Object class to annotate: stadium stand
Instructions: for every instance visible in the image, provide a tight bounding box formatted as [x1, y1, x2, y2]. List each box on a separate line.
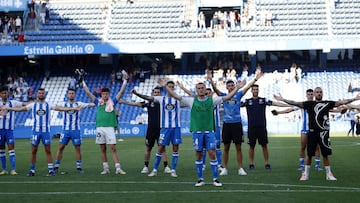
[2, 0, 358, 44]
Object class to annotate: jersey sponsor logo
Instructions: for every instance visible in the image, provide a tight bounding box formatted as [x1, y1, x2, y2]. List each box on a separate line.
[66, 110, 76, 114]
[36, 109, 46, 116]
[165, 103, 175, 110]
[227, 100, 237, 105]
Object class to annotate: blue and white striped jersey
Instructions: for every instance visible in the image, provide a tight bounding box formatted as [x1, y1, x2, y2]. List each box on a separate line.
[154, 96, 181, 128]
[58, 101, 92, 130]
[26, 102, 55, 133]
[0, 100, 23, 130]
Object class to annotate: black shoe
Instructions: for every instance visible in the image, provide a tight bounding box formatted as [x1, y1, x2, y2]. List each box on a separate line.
[249, 164, 255, 170]
[77, 168, 84, 174]
[54, 167, 59, 173]
[46, 171, 55, 177]
[265, 164, 271, 170]
[27, 171, 35, 177]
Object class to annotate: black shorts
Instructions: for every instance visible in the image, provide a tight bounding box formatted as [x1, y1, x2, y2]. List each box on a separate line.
[247, 127, 268, 146]
[145, 126, 160, 148]
[307, 130, 332, 157]
[222, 122, 244, 144]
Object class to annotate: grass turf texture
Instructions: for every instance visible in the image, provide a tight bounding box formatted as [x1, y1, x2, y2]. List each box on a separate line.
[1, 133, 360, 203]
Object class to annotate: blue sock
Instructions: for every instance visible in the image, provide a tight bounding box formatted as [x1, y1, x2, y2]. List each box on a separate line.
[76, 160, 82, 169]
[172, 152, 179, 171]
[299, 158, 305, 166]
[216, 148, 222, 167]
[315, 157, 321, 167]
[210, 159, 219, 180]
[9, 150, 16, 171]
[30, 163, 36, 172]
[0, 149, 7, 171]
[196, 160, 203, 179]
[55, 160, 60, 168]
[48, 163, 54, 172]
[202, 149, 207, 167]
[153, 153, 162, 170]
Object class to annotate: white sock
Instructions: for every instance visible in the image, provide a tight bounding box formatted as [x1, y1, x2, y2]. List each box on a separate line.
[115, 163, 121, 170]
[103, 162, 109, 170]
[325, 166, 331, 174]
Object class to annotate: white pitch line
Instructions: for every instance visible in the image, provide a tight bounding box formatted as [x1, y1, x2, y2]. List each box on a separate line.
[0, 189, 360, 195]
[1, 180, 360, 191]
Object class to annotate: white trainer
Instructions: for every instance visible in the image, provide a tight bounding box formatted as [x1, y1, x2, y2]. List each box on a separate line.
[170, 170, 178, 178]
[219, 168, 228, 176]
[100, 169, 110, 175]
[326, 173, 337, 181]
[115, 168, 126, 175]
[141, 166, 149, 174]
[195, 179, 205, 187]
[164, 166, 171, 173]
[213, 179, 222, 187]
[148, 170, 157, 177]
[299, 172, 309, 181]
[238, 168, 247, 176]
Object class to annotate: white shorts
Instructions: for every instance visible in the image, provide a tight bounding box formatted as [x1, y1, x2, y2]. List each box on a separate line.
[95, 127, 117, 145]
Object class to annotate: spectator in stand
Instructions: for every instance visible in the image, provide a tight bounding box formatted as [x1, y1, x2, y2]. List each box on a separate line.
[116, 69, 122, 83]
[45, 7, 50, 23]
[15, 16, 21, 32]
[28, 0, 35, 11]
[29, 9, 36, 27]
[198, 11, 206, 29]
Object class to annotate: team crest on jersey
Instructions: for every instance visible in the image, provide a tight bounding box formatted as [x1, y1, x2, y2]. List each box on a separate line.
[36, 109, 46, 115]
[67, 110, 75, 114]
[165, 103, 175, 110]
[150, 102, 155, 107]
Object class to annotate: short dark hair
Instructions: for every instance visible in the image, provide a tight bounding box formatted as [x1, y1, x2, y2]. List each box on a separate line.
[68, 88, 76, 92]
[153, 86, 161, 91]
[0, 86, 8, 92]
[252, 84, 259, 88]
[166, 81, 175, 86]
[306, 89, 313, 93]
[102, 87, 110, 93]
[38, 88, 45, 91]
[206, 88, 212, 91]
[226, 80, 234, 85]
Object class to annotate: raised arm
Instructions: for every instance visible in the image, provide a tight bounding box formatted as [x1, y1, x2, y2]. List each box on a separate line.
[222, 80, 244, 101]
[271, 107, 296, 115]
[241, 71, 263, 95]
[206, 73, 222, 96]
[334, 94, 360, 107]
[132, 89, 155, 102]
[119, 99, 143, 108]
[158, 78, 182, 101]
[271, 101, 292, 107]
[82, 80, 96, 102]
[273, 94, 304, 108]
[3, 105, 29, 112]
[177, 81, 194, 97]
[54, 105, 84, 112]
[343, 103, 360, 110]
[115, 72, 129, 102]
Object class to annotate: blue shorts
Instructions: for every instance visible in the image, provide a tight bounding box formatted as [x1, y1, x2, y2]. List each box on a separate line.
[30, 132, 51, 146]
[0, 129, 15, 145]
[158, 127, 182, 146]
[215, 127, 221, 146]
[193, 131, 216, 152]
[60, 130, 81, 146]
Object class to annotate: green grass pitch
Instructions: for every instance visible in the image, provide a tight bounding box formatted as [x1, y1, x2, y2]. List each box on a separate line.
[1, 133, 360, 203]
